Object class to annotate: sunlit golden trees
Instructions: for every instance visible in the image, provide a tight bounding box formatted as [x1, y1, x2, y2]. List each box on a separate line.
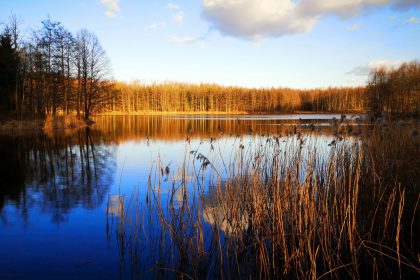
[108, 82, 365, 114]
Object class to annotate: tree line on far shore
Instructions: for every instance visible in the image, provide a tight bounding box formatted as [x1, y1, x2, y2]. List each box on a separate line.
[0, 16, 418, 118]
[112, 83, 365, 113]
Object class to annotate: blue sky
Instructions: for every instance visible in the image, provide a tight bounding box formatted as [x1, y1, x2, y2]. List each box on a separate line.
[0, 0, 419, 88]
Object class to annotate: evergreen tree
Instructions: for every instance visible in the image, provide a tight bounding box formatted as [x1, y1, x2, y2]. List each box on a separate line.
[0, 29, 19, 113]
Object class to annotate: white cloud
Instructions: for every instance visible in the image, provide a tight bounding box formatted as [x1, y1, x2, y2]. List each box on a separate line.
[407, 16, 420, 24]
[348, 60, 404, 76]
[347, 23, 362, 31]
[149, 22, 167, 30]
[170, 36, 196, 45]
[202, 0, 420, 40]
[166, 3, 180, 10]
[202, 0, 316, 40]
[100, 0, 120, 18]
[173, 12, 184, 25]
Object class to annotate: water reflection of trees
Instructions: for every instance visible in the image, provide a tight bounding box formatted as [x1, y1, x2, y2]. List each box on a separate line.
[0, 128, 116, 224]
[0, 136, 26, 211]
[92, 115, 362, 143]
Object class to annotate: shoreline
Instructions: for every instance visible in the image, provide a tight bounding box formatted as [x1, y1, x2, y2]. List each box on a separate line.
[1, 111, 417, 136]
[0, 112, 356, 136]
[96, 110, 366, 116]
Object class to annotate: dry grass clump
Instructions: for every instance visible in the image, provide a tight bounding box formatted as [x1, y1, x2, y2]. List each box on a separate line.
[0, 114, 87, 136]
[108, 124, 419, 279]
[0, 118, 44, 133]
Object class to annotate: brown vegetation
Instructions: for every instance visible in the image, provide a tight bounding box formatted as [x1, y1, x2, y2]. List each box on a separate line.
[367, 61, 420, 117]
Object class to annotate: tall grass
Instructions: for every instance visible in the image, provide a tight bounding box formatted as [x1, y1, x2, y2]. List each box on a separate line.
[107, 121, 419, 279]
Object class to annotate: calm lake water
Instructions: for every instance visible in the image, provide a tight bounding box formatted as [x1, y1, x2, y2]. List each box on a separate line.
[0, 114, 364, 280]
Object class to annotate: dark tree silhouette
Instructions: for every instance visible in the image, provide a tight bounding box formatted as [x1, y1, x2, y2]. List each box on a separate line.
[0, 28, 19, 112]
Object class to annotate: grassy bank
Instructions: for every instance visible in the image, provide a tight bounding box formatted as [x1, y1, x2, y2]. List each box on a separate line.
[0, 114, 87, 135]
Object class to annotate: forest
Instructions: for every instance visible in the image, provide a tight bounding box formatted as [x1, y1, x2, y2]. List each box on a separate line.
[112, 83, 365, 113]
[0, 17, 419, 118]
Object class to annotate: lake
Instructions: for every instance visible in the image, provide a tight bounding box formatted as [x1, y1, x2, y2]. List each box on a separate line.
[0, 113, 378, 279]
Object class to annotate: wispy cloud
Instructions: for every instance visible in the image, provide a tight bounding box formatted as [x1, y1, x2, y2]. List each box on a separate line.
[167, 3, 184, 25]
[170, 35, 196, 45]
[173, 12, 184, 25]
[347, 60, 404, 76]
[149, 22, 167, 30]
[407, 16, 420, 24]
[100, 0, 120, 18]
[347, 23, 362, 32]
[202, 0, 420, 40]
[166, 3, 180, 10]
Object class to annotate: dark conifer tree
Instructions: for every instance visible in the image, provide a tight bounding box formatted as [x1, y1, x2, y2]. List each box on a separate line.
[0, 29, 19, 113]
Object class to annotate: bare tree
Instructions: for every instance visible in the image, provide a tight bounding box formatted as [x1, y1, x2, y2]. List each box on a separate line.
[52, 24, 73, 114]
[75, 29, 110, 120]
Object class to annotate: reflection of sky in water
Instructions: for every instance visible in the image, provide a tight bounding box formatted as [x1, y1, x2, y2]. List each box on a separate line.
[0, 115, 360, 279]
[112, 133, 345, 219]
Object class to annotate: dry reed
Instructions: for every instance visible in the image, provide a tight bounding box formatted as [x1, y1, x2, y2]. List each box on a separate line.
[107, 121, 419, 279]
